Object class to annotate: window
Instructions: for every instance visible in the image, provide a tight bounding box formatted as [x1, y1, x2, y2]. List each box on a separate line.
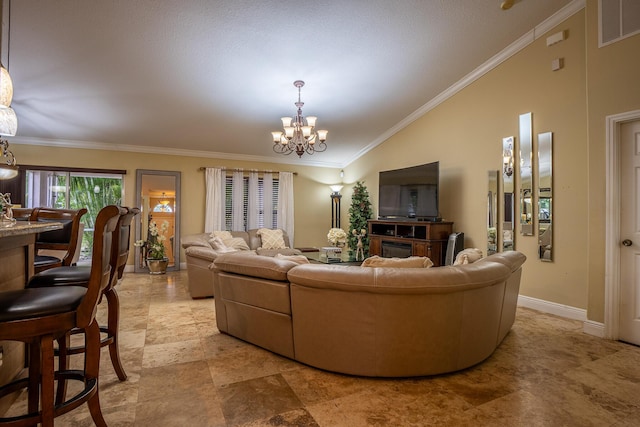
[224, 175, 279, 231]
[23, 168, 124, 261]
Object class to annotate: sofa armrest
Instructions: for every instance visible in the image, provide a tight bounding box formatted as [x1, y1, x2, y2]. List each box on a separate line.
[184, 245, 217, 262]
[181, 233, 211, 249]
[213, 252, 299, 281]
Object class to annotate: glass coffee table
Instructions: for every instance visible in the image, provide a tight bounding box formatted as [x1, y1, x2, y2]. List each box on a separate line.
[304, 250, 362, 266]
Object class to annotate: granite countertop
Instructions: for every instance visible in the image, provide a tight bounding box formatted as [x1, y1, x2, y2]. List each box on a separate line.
[0, 221, 63, 238]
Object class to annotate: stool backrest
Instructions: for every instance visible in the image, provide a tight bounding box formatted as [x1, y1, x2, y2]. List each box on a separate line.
[32, 207, 88, 265]
[106, 206, 140, 290]
[77, 205, 125, 328]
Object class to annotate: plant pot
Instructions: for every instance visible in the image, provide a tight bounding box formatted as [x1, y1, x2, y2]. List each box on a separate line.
[147, 258, 168, 275]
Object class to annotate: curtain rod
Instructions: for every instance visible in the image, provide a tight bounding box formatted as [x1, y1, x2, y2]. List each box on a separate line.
[198, 167, 297, 176]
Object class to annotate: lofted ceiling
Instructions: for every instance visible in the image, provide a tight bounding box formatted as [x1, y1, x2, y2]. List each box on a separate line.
[3, 0, 574, 168]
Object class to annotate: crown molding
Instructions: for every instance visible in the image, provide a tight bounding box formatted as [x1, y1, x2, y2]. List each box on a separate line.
[9, 136, 343, 169]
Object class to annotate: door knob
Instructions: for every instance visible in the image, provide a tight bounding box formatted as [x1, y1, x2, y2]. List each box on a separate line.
[623, 239, 633, 246]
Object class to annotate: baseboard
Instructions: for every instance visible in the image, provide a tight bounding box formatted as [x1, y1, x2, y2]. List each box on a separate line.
[517, 295, 605, 338]
[517, 295, 587, 320]
[583, 320, 605, 338]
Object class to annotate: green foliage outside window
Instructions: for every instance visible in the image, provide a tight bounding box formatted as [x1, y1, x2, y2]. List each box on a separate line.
[68, 176, 122, 258]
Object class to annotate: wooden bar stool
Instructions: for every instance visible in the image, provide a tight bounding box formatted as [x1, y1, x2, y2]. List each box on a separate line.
[0, 205, 124, 427]
[27, 207, 140, 384]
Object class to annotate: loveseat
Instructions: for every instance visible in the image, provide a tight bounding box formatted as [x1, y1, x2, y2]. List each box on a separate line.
[212, 250, 526, 377]
[180, 229, 300, 298]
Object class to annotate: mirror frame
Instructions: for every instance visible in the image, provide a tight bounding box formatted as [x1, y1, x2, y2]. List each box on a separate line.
[134, 169, 181, 273]
[502, 136, 515, 251]
[538, 132, 553, 262]
[519, 112, 534, 236]
[488, 170, 499, 256]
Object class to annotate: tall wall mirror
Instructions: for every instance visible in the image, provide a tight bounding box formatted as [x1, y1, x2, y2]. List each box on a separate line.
[502, 136, 515, 251]
[538, 132, 553, 261]
[487, 170, 499, 256]
[134, 169, 181, 273]
[519, 112, 534, 236]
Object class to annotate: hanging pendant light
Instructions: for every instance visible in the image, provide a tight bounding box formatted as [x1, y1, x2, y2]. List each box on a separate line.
[0, 66, 13, 107]
[0, 0, 19, 180]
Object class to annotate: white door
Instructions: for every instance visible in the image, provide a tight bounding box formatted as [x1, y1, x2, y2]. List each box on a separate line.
[620, 119, 640, 344]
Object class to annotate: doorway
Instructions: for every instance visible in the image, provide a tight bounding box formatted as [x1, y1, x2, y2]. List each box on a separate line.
[618, 118, 640, 344]
[605, 110, 640, 342]
[134, 170, 181, 273]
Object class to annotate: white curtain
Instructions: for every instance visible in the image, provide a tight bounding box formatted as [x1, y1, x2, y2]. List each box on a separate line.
[277, 171, 294, 246]
[247, 171, 260, 229]
[231, 169, 244, 231]
[204, 167, 224, 232]
[263, 173, 273, 228]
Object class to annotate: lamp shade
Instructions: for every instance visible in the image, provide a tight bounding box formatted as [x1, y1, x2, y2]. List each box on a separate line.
[329, 185, 343, 194]
[0, 164, 18, 179]
[0, 66, 14, 107]
[0, 107, 17, 136]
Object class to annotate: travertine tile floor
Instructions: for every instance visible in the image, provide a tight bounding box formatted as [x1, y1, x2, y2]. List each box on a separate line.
[7, 270, 640, 426]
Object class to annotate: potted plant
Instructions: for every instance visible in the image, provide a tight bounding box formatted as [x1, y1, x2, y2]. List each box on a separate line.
[135, 220, 169, 274]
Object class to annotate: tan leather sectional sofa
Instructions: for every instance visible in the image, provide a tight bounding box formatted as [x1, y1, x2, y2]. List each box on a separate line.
[212, 250, 526, 377]
[180, 229, 299, 298]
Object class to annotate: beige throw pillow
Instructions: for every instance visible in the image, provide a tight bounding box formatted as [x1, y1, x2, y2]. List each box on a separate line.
[453, 248, 483, 266]
[275, 253, 310, 264]
[361, 255, 433, 268]
[223, 237, 251, 251]
[208, 236, 237, 253]
[210, 230, 233, 241]
[257, 228, 287, 250]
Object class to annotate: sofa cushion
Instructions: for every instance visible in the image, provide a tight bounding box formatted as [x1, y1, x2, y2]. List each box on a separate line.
[362, 255, 433, 268]
[256, 247, 302, 257]
[257, 228, 287, 249]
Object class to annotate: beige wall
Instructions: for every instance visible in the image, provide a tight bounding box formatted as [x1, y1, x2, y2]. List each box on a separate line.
[11, 144, 342, 263]
[346, 2, 640, 323]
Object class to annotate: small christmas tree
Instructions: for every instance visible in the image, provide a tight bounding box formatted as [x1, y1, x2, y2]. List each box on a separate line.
[348, 181, 373, 260]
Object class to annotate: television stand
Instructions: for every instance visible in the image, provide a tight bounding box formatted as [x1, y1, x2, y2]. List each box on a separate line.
[368, 219, 453, 266]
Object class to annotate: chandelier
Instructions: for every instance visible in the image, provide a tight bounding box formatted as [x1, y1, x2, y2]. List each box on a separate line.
[271, 80, 328, 157]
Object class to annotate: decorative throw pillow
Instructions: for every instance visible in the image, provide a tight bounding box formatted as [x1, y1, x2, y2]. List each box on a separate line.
[208, 236, 237, 253]
[361, 255, 433, 268]
[275, 253, 310, 264]
[257, 228, 287, 250]
[223, 237, 251, 251]
[453, 248, 483, 266]
[210, 230, 233, 241]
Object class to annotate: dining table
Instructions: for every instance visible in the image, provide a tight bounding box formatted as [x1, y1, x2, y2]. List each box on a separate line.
[0, 219, 63, 415]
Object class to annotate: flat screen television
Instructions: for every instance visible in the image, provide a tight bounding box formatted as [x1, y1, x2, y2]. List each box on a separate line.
[378, 161, 440, 221]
